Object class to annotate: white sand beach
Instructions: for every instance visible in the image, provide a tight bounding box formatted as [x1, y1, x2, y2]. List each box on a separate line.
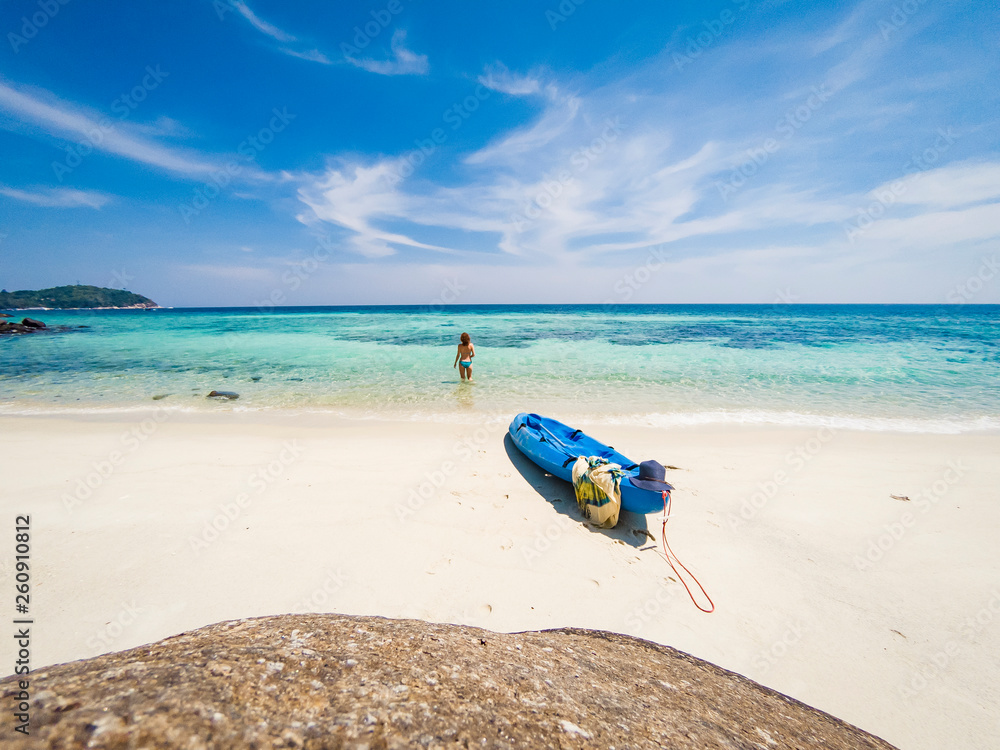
[1, 411, 998, 749]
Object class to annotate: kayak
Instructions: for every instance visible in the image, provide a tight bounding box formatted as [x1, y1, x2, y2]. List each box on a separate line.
[508, 412, 670, 514]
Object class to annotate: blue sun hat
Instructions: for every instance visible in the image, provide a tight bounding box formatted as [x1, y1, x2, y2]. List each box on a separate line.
[629, 459, 674, 491]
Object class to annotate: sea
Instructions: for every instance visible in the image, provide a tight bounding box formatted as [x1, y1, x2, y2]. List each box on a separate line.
[1, 305, 998, 433]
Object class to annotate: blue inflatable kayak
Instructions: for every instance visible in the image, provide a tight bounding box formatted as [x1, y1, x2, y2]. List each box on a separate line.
[508, 412, 671, 514]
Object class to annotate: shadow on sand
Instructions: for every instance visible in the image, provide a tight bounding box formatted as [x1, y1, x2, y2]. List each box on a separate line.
[503, 433, 652, 550]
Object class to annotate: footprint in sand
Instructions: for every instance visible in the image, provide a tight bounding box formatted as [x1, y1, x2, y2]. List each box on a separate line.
[478, 604, 493, 617]
[500, 538, 513, 551]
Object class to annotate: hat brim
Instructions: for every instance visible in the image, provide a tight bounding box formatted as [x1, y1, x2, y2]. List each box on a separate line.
[629, 477, 674, 492]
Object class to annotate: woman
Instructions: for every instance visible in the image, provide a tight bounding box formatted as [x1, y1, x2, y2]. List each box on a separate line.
[453, 332, 475, 381]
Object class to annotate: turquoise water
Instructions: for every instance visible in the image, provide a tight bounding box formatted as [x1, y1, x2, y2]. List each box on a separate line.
[1, 305, 998, 432]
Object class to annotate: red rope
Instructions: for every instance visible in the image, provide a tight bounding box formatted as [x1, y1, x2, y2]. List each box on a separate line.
[660, 490, 715, 614]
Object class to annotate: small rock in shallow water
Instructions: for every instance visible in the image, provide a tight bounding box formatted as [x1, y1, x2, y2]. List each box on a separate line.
[151, 394, 170, 401]
[207, 390, 239, 400]
[21, 317, 46, 329]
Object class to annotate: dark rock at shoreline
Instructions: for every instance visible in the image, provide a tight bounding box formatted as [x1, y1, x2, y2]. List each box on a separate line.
[207, 390, 240, 400]
[0, 614, 898, 749]
[151, 394, 170, 401]
[0, 316, 80, 336]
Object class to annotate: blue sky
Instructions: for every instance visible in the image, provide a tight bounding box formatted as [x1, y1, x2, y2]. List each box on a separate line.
[0, 0, 998, 306]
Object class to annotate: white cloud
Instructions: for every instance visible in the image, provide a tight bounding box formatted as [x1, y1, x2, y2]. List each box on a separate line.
[292, 3, 996, 282]
[478, 63, 542, 96]
[346, 30, 428, 76]
[280, 47, 333, 65]
[0, 80, 214, 177]
[0, 79, 269, 180]
[0, 185, 111, 208]
[464, 90, 580, 166]
[231, 0, 296, 43]
[878, 160, 1000, 208]
[296, 159, 454, 258]
[227, 2, 341, 66]
[850, 201, 1000, 248]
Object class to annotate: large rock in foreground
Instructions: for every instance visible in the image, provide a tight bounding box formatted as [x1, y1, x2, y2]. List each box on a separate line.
[1, 614, 896, 749]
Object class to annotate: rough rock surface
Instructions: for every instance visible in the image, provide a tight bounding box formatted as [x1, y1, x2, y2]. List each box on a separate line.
[1, 614, 898, 749]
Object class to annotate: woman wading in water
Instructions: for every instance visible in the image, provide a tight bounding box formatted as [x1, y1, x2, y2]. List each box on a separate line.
[453, 332, 475, 381]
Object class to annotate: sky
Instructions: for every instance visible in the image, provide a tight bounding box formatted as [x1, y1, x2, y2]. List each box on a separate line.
[0, 0, 998, 306]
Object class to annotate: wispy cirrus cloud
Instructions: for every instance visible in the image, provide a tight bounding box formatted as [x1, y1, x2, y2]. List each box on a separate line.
[478, 63, 543, 96]
[0, 79, 268, 180]
[224, 1, 340, 66]
[464, 90, 580, 166]
[296, 159, 454, 258]
[878, 160, 1000, 208]
[0, 185, 112, 208]
[280, 47, 333, 65]
[345, 29, 428, 76]
[230, 0, 296, 43]
[0, 80, 216, 177]
[292, 0, 999, 273]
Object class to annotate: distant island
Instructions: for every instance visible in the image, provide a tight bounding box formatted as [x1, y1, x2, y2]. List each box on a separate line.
[0, 285, 159, 309]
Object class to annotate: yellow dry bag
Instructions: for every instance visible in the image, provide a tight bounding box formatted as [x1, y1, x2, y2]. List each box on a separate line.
[571, 456, 623, 529]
